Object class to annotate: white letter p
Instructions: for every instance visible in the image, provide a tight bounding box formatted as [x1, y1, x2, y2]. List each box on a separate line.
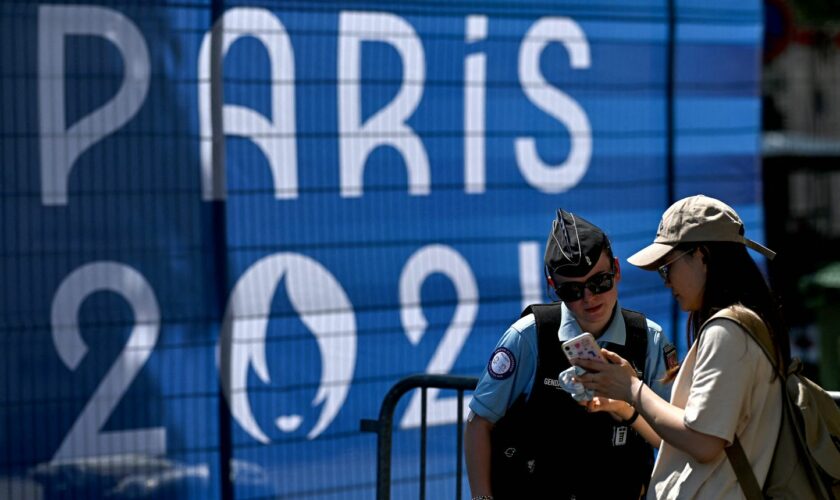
[38, 5, 150, 206]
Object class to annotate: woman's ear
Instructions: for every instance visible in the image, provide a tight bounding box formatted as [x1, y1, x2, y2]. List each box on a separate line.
[698, 245, 709, 263]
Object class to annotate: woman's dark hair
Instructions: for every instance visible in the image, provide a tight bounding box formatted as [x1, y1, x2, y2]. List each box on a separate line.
[665, 241, 789, 381]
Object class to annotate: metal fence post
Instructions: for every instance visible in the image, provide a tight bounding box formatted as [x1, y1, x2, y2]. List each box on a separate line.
[361, 374, 478, 500]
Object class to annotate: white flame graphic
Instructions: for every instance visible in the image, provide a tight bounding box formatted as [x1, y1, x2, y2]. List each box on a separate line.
[218, 253, 357, 442]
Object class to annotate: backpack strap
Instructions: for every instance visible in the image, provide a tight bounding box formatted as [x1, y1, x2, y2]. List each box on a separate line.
[703, 306, 777, 500]
[702, 305, 780, 375]
[726, 436, 764, 500]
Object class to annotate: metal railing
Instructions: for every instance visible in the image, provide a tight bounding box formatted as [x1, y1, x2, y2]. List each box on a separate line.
[360, 374, 478, 500]
[362, 378, 840, 500]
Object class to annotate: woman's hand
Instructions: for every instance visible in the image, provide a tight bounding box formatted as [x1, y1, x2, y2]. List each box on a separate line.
[575, 349, 639, 403]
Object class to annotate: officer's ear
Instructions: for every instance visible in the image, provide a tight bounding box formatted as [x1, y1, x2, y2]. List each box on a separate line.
[543, 266, 556, 289]
[613, 257, 621, 283]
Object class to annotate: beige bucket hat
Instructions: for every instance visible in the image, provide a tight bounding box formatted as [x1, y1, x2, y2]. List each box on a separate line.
[627, 194, 776, 270]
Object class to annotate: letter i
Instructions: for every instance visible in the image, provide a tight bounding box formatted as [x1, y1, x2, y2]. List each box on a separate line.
[464, 15, 487, 194]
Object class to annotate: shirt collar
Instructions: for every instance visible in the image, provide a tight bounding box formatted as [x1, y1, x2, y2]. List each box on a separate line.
[557, 301, 627, 346]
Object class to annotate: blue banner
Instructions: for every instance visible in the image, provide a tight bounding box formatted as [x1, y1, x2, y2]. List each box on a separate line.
[0, 1, 763, 498]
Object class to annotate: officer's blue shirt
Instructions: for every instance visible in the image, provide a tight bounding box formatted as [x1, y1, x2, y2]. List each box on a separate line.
[470, 302, 673, 423]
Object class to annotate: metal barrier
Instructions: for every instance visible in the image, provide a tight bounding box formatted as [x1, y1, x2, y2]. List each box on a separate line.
[361, 374, 478, 500]
[362, 379, 840, 500]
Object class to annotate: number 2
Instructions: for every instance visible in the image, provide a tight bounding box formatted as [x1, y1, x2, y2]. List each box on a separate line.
[50, 262, 165, 461]
[399, 245, 478, 428]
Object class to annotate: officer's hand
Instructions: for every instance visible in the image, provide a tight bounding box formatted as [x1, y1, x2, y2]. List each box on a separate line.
[586, 397, 634, 422]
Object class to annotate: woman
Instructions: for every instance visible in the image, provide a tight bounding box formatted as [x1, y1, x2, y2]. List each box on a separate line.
[575, 195, 789, 499]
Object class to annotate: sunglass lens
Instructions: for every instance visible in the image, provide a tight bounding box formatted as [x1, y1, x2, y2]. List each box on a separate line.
[591, 273, 614, 294]
[556, 283, 584, 302]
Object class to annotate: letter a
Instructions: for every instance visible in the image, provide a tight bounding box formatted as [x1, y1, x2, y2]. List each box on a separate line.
[198, 8, 298, 200]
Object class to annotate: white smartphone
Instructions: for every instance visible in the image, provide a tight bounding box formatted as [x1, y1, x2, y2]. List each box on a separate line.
[562, 332, 606, 365]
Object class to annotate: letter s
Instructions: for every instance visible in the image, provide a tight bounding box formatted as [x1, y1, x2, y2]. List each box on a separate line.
[515, 17, 591, 193]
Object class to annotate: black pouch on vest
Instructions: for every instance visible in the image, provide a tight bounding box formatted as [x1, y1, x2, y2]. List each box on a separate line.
[489, 393, 539, 499]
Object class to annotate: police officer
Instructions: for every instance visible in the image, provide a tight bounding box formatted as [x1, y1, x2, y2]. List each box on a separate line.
[464, 209, 675, 500]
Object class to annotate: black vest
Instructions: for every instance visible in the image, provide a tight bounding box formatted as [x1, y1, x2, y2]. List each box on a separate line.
[490, 304, 654, 500]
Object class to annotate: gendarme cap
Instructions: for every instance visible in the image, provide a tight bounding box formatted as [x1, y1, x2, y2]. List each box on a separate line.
[627, 195, 776, 269]
[545, 209, 610, 278]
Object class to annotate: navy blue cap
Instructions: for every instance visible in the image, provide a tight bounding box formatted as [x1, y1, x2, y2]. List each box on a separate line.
[544, 209, 610, 278]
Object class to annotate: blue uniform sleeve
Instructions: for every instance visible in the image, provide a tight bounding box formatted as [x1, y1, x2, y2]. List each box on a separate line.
[469, 316, 538, 423]
[642, 318, 674, 402]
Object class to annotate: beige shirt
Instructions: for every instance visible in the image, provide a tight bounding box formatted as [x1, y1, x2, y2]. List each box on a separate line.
[647, 319, 782, 500]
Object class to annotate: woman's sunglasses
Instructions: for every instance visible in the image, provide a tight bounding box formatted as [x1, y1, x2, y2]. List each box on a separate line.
[657, 249, 694, 282]
[554, 271, 615, 303]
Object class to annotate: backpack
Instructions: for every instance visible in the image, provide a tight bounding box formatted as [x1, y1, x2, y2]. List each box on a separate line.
[706, 306, 840, 500]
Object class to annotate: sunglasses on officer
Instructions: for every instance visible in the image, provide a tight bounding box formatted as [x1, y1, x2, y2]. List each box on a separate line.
[553, 270, 616, 303]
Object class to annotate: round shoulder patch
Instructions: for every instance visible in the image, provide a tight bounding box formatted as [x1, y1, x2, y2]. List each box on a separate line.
[487, 347, 516, 380]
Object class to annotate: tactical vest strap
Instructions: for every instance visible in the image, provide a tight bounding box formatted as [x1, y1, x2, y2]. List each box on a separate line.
[621, 308, 649, 379]
[521, 303, 649, 380]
